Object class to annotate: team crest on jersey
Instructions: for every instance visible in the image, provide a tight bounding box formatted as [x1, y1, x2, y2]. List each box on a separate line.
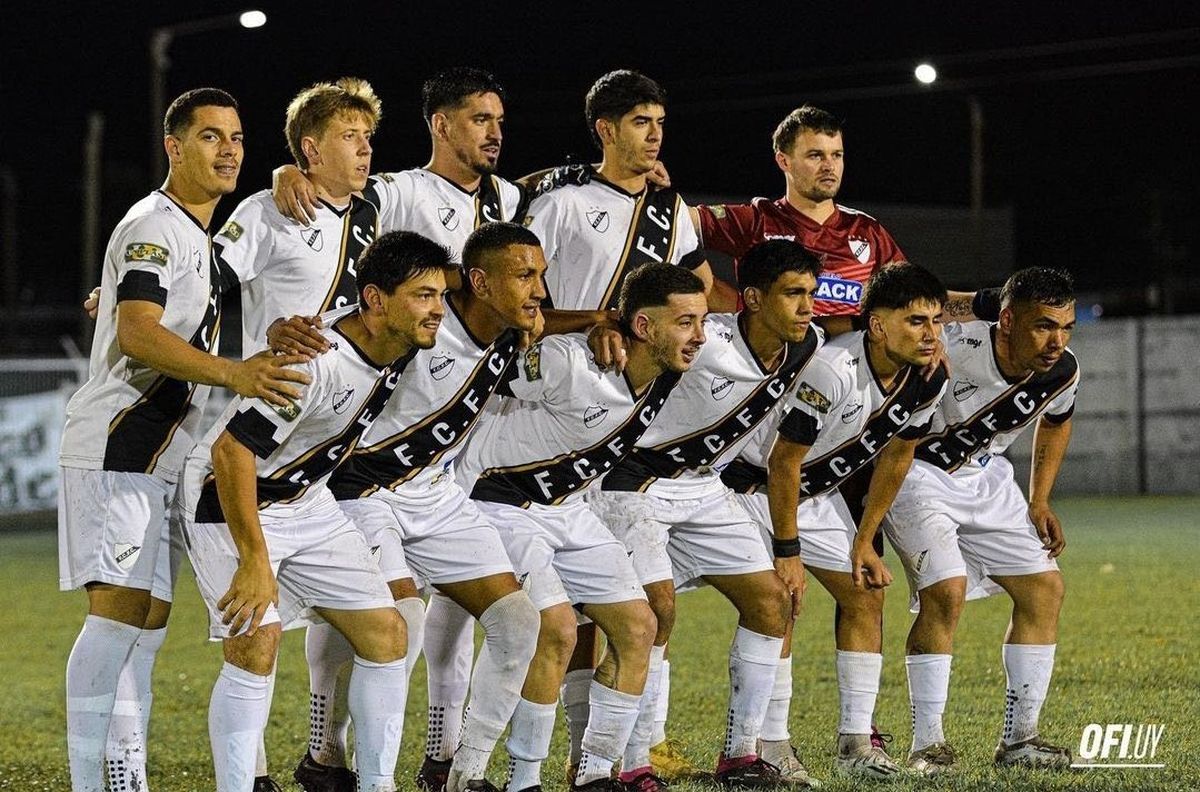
[274, 400, 302, 422]
[429, 355, 456, 381]
[299, 227, 323, 251]
[583, 404, 609, 428]
[218, 220, 244, 242]
[849, 236, 872, 264]
[113, 543, 141, 571]
[332, 386, 355, 414]
[523, 344, 542, 381]
[796, 381, 832, 414]
[438, 206, 460, 230]
[711, 376, 735, 400]
[586, 208, 610, 233]
[379, 173, 394, 183]
[124, 242, 169, 266]
[953, 379, 978, 402]
[841, 402, 863, 423]
[710, 205, 727, 219]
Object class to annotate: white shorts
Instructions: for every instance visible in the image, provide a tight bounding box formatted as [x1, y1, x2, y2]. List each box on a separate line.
[58, 467, 181, 601]
[184, 494, 394, 640]
[474, 498, 645, 611]
[589, 486, 774, 590]
[339, 485, 514, 589]
[734, 488, 858, 574]
[884, 457, 1059, 610]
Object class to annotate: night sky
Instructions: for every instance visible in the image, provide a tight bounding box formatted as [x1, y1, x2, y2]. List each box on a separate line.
[4, 1, 1199, 332]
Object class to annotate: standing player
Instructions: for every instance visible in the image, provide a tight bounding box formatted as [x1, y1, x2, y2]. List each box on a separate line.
[884, 267, 1078, 772]
[742, 263, 949, 780]
[588, 239, 822, 790]
[181, 231, 456, 792]
[456, 264, 708, 792]
[57, 88, 307, 792]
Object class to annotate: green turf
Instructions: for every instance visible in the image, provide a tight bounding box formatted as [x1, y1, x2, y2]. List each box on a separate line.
[2, 496, 1197, 790]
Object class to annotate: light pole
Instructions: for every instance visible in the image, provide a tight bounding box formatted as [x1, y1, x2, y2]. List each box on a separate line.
[914, 62, 983, 220]
[149, 10, 266, 183]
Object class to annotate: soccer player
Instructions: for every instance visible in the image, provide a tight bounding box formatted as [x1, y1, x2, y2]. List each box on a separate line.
[57, 88, 308, 792]
[180, 231, 456, 792]
[455, 263, 708, 792]
[318, 223, 550, 792]
[883, 267, 1079, 772]
[739, 263, 949, 780]
[588, 239, 822, 790]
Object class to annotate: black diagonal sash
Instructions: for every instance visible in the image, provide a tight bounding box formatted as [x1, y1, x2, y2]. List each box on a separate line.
[599, 188, 684, 309]
[475, 175, 505, 226]
[320, 197, 377, 312]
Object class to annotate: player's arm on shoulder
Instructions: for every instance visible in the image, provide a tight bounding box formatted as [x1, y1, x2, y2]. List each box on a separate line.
[1029, 414, 1072, 558]
[941, 288, 1003, 323]
[271, 163, 318, 225]
[211, 430, 277, 635]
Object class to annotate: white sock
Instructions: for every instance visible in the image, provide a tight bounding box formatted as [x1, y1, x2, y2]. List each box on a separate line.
[724, 627, 784, 760]
[651, 659, 670, 746]
[348, 656, 408, 792]
[424, 593, 475, 761]
[505, 698, 557, 792]
[622, 645, 665, 773]
[209, 662, 271, 792]
[836, 650, 882, 736]
[66, 615, 142, 792]
[305, 622, 355, 766]
[453, 592, 540, 780]
[760, 655, 793, 743]
[254, 670, 274, 778]
[577, 681, 642, 784]
[105, 626, 167, 791]
[1002, 643, 1056, 744]
[395, 597, 427, 679]
[907, 654, 952, 751]
[561, 668, 593, 766]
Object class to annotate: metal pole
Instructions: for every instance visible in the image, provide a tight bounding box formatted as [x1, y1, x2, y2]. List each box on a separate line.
[150, 29, 172, 185]
[81, 113, 105, 345]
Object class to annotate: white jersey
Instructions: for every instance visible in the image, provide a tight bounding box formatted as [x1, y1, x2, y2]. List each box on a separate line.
[182, 316, 411, 523]
[601, 314, 821, 498]
[525, 179, 701, 310]
[329, 298, 522, 503]
[728, 332, 948, 497]
[60, 191, 222, 480]
[914, 320, 1078, 475]
[457, 334, 679, 507]
[363, 168, 526, 261]
[216, 190, 378, 355]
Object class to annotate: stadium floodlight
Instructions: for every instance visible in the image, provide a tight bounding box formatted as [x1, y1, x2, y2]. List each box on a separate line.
[914, 63, 938, 84]
[149, 10, 268, 182]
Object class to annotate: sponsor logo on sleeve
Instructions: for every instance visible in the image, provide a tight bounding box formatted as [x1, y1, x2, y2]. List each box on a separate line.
[273, 401, 302, 422]
[218, 220, 244, 242]
[796, 381, 832, 414]
[523, 344, 542, 381]
[124, 242, 169, 266]
[814, 275, 864, 305]
[710, 205, 727, 219]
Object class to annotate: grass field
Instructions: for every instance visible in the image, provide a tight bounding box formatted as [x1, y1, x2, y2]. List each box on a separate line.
[1, 496, 1197, 791]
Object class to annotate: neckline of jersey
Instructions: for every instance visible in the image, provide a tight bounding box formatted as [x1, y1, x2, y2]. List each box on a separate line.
[591, 175, 647, 200]
[775, 196, 843, 230]
[156, 189, 209, 233]
[424, 168, 482, 197]
[736, 312, 784, 376]
[988, 324, 1034, 385]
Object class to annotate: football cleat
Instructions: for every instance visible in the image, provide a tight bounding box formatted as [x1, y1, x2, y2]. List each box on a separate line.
[293, 752, 356, 792]
[756, 740, 821, 787]
[649, 739, 709, 781]
[571, 778, 625, 792]
[617, 766, 670, 792]
[417, 756, 453, 792]
[834, 734, 903, 780]
[253, 776, 284, 792]
[905, 742, 958, 776]
[994, 735, 1072, 769]
[714, 755, 782, 789]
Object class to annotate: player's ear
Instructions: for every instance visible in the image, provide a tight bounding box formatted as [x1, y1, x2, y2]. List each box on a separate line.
[867, 311, 884, 339]
[430, 112, 449, 141]
[999, 306, 1014, 332]
[595, 118, 615, 146]
[361, 283, 384, 311]
[467, 267, 489, 296]
[742, 286, 762, 312]
[301, 136, 321, 167]
[774, 149, 789, 173]
[163, 135, 182, 164]
[630, 311, 651, 342]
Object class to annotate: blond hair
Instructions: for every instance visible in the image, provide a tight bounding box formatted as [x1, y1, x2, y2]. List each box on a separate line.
[285, 77, 382, 169]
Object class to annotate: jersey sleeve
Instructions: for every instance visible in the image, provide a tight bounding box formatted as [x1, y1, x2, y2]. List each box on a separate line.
[670, 198, 701, 262]
[524, 192, 564, 265]
[505, 337, 575, 405]
[695, 203, 760, 257]
[113, 215, 184, 307]
[872, 222, 906, 268]
[777, 356, 843, 444]
[500, 179, 530, 223]
[1043, 356, 1080, 423]
[224, 359, 322, 459]
[362, 173, 407, 233]
[213, 194, 275, 284]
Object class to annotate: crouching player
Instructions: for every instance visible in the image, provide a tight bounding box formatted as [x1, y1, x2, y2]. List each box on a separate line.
[883, 267, 1079, 771]
[180, 232, 456, 791]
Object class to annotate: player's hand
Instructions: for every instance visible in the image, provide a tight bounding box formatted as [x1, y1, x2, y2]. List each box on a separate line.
[266, 315, 329, 358]
[228, 350, 312, 407]
[850, 535, 893, 589]
[774, 555, 807, 618]
[83, 286, 101, 320]
[647, 160, 672, 189]
[587, 319, 628, 373]
[218, 556, 278, 637]
[923, 336, 948, 380]
[272, 164, 318, 225]
[1029, 501, 1066, 558]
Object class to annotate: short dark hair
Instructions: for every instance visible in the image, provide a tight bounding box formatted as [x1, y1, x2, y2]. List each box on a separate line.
[585, 70, 667, 148]
[422, 67, 506, 122]
[1000, 267, 1075, 310]
[737, 239, 822, 293]
[462, 222, 542, 271]
[164, 88, 238, 137]
[772, 105, 843, 154]
[617, 263, 705, 331]
[860, 262, 947, 315]
[357, 231, 454, 303]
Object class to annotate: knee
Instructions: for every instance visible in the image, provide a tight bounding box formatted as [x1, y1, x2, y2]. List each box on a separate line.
[838, 587, 885, 623]
[224, 625, 281, 676]
[646, 586, 676, 640]
[745, 575, 791, 634]
[356, 608, 407, 664]
[537, 606, 579, 665]
[919, 578, 966, 625]
[614, 601, 657, 655]
[1026, 572, 1065, 614]
[486, 592, 541, 666]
